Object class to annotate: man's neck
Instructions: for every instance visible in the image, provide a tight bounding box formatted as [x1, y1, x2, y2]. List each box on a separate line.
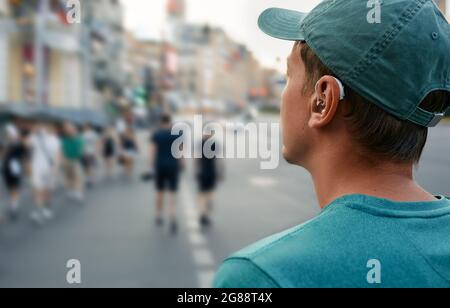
[307, 152, 436, 208]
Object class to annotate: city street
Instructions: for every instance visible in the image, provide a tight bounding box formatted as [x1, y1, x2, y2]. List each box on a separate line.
[0, 120, 449, 288]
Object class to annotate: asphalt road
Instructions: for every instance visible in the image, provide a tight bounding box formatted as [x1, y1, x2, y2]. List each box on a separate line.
[0, 120, 448, 288]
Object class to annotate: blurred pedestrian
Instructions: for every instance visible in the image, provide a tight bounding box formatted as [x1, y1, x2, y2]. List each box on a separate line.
[119, 127, 138, 178]
[29, 122, 61, 225]
[1, 124, 27, 221]
[62, 122, 85, 203]
[116, 118, 127, 136]
[196, 133, 224, 227]
[102, 127, 117, 179]
[149, 114, 183, 235]
[81, 124, 100, 187]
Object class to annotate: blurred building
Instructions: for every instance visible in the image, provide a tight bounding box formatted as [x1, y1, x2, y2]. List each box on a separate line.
[250, 67, 285, 111]
[0, 0, 83, 107]
[436, 0, 449, 19]
[123, 31, 164, 122]
[165, 0, 279, 113]
[437, 0, 450, 18]
[0, 0, 125, 113]
[176, 26, 257, 107]
[89, 0, 125, 112]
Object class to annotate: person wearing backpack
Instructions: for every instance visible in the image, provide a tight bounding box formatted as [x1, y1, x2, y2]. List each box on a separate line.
[1, 124, 27, 221]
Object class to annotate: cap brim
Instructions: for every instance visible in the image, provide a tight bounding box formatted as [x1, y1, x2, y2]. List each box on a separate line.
[258, 8, 307, 41]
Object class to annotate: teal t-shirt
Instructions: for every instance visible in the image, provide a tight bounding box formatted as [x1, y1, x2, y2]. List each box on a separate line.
[62, 136, 84, 161]
[214, 194, 450, 288]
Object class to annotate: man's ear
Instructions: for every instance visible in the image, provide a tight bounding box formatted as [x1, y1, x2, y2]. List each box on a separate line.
[308, 76, 341, 129]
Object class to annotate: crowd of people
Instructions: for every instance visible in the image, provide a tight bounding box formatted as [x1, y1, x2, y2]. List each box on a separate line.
[0, 118, 139, 226]
[0, 114, 224, 236]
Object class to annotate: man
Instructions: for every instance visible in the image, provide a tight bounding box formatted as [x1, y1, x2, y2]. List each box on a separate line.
[29, 122, 61, 225]
[1, 124, 27, 221]
[62, 122, 85, 203]
[102, 126, 117, 179]
[149, 114, 183, 235]
[215, 0, 450, 288]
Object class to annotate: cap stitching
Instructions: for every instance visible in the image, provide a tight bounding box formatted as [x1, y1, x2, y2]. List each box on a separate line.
[347, 0, 426, 80]
[305, 34, 404, 120]
[301, 0, 339, 29]
[344, 0, 428, 82]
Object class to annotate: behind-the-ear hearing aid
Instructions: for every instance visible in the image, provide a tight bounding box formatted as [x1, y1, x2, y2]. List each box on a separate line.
[315, 77, 346, 102]
[333, 77, 346, 101]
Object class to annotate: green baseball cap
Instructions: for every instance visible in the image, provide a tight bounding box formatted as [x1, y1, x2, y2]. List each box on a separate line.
[258, 0, 450, 127]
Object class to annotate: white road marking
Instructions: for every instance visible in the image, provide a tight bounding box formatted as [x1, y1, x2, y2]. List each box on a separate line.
[180, 181, 216, 288]
[187, 231, 207, 247]
[197, 270, 216, 289]
[249, 176, 278, 188]
[183, 207, 198, 220]
[192, 248, 215, 267]
[186, 219, 201, 232]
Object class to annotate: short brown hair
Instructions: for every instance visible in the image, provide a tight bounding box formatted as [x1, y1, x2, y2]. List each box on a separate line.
[299, 42, 450, 164]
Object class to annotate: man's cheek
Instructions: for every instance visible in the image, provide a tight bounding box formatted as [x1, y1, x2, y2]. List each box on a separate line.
[281, 84, 295, 114]
[281, 86, 288, 111]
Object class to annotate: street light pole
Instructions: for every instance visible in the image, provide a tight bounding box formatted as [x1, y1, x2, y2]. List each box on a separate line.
[82, 1, 93, 110]
[34, 0, 49, 106]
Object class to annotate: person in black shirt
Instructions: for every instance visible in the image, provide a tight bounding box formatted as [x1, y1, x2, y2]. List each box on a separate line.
[102, 127, 117, 179]
[149, 114, 183, 235]
[1, 125, 27, 220]
[196, 133, 224, 227]
[120, 127, 138, 178]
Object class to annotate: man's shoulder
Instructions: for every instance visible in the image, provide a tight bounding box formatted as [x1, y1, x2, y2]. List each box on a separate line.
[232, 204, 355, 258]
[214, 205, 376, 288]
[215, 196, 450, 288]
